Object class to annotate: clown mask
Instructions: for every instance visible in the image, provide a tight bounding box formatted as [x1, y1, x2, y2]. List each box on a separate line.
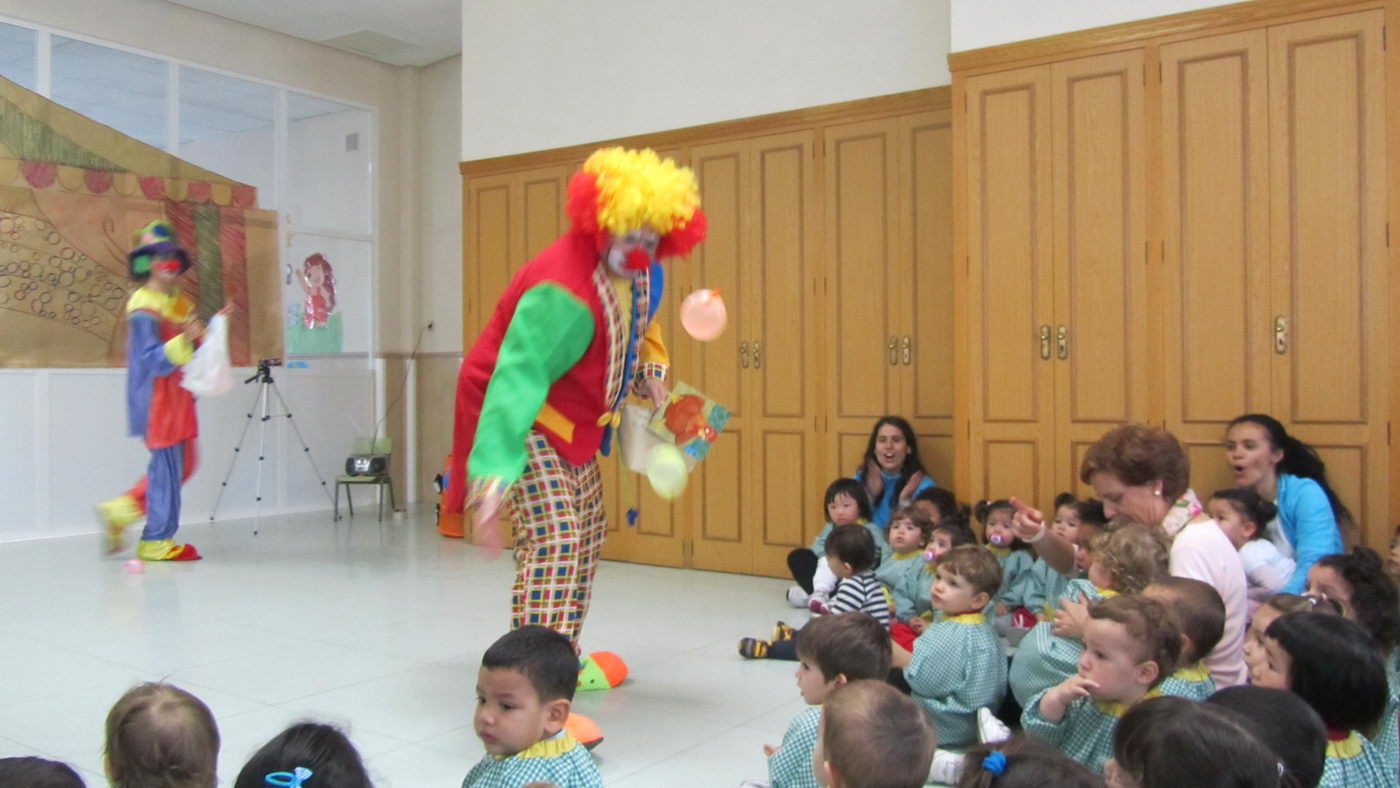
[604, 226, 660, 278]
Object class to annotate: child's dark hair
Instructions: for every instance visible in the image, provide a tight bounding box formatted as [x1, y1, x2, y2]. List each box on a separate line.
[932, 521, 979, 548]
[1053, 492, 1079, 511]
[1264, 592, 1343, 617]
[1113, 696, 1282, 788]
[958, 736, 1102, 788]
[823, 680, 934, 788]
[824, 523, 878, 573]
[795, 613, 892, 682]
[886, 505, 934, 545]
[1089, 596, 1182, 686]
[934, 545, 1002, 599]
[1209, 487, 1279, 541]
[0, 757, 85, 788]
[1228, 413, 1354, 528]
[914, 486, 969, 526]
[1144, 577, 1225, 664]
[1265, 612, 1386, 731]
[1207, 686, 1327, 788]
[1074, 498, 1107, 528]
[106, 682, 219, 788]
[973, 499, 1029, 551]
[481, 625, 578, 703]
[233, 722, 373, 788]
[1315, 546, 1400, 652]
[824, 477, 873, 522]
[860, 416, 928, 501]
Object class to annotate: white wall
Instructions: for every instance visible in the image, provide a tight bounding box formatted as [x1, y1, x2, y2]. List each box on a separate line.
[950, 0, 1229, 52]
[417, 55, 463, 354]
[460, 0, 952, 160]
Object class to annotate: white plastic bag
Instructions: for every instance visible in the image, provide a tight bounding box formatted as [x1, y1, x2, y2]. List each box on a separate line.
[180, 313, 233, 396]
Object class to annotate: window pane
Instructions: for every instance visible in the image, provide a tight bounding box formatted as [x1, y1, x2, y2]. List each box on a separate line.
[179, 67, 276, 207]
[0, 22, 36, 90]
[286, 92, 370, 233]
[51, 37, 166, 149]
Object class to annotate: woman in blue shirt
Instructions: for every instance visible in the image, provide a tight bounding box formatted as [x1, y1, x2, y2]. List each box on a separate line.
[1224, 414, 1349, 593]
[854, 416, 936, 527]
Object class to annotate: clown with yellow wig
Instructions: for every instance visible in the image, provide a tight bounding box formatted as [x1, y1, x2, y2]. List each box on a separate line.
[444, 148, 706, 645]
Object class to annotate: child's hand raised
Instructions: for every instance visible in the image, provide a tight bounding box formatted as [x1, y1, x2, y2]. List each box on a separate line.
[1052, 595, 1091, 639]
[908, 617, 927, 634]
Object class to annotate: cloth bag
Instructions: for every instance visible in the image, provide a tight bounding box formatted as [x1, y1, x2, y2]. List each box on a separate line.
[180, 313, 233, 396]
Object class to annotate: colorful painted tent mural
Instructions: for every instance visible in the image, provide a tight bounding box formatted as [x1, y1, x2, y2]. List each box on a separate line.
[0, 74, 281, 367]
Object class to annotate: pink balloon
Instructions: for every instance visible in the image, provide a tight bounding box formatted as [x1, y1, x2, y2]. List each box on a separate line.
[680, 289, 727, 341]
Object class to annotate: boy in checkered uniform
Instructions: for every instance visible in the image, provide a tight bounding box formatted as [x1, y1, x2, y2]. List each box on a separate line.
[1021, 595, 1182, 774]
[463, 626, 602, 788]
[1144, 577, 1223, 701]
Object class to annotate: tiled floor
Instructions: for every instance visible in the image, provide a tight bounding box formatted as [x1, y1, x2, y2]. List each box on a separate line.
[0, 506, 813, 786]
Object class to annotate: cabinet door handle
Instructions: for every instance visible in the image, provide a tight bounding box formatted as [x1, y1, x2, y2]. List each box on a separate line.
[888, 336, 898, 366]
[739, 340, 749, 369]
[902, 335, 912, 365]
[752, 340, 762, 369]
[1040, 325, 1052, 360]
[1274, 315, 1288, 354]
[1056, 325, 1069, 360]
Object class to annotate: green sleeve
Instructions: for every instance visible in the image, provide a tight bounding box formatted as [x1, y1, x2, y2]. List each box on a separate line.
[467, 283, 594, 485]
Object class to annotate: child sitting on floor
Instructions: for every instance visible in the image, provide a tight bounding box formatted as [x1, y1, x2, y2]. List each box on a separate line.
[877, 506, 935, 651]
[105, 682, 220, 788]
[1022, 493, 1084, 623]
[746, 525, 889, 660]
[1106, 695, 1283, 787]
[1142, 576, 1225, 701]
[1021, 595, 1182, 774]
[464, 626, 602, 788]
[913, 487, 969, 530]
[234, 722, 373, 788]
[1207, 487, 1292, 617]
[1207, 686, 1328, 788]
[892, 545, 1006, 749]
[1009, 523, 1168, 706]
[787, 479, 886, 610]
[0, 757, 85, 788]
[976, 500, 1035, 628]
[741, 613, 892, 788]
[813, 680, 934, 788]
[956, 737, 1103, 788]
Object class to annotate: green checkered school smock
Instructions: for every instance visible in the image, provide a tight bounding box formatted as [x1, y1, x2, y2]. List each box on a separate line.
[461, 732, 603, 788]
[988, 546, 1036, 607]
[1320, 732, 1399, 788]
[1372, 650, 1400, 780]
[1022, 691, 1139, 774]
[1008, 580, 1116, 706]
[1020, 557, 1075, 618]
[876, 550, 934, 622]
[769, 705, 822, 788]
[1158, 663, 1216, 701]
[905, 613, 1007, 748]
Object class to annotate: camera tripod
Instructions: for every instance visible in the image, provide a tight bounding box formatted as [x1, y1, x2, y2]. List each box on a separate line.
[208, 359, 333, 522]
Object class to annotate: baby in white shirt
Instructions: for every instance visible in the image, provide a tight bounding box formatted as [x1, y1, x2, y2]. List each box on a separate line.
[1207, 488, 1295, 618]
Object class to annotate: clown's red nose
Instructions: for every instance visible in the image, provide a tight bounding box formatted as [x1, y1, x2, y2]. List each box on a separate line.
[626, 248, 650, 270]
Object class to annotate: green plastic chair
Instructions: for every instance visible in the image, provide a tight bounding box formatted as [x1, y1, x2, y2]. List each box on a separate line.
[334, 437, 396, 521]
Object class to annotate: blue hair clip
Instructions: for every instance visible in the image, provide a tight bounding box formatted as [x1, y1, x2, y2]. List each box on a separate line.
[265, 767, 313, 786]
[982, 751, 1007, 776]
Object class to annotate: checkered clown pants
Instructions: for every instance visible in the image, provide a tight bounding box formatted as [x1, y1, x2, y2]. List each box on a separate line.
[508, 431, 607, 644]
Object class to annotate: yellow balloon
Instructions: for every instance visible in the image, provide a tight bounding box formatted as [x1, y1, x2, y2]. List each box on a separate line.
[645, 444, 689, 500]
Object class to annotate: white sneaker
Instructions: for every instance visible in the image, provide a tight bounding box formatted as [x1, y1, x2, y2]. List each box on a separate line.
[928, 749, 964, 785]
[977, 706, 1012, 744]
[785, 586, 809, 608]
[739, 781, 772, 788]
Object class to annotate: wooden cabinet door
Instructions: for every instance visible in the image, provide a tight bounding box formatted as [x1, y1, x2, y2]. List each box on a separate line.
[1050, 51, 1148, 500]
[463, 172, 520, 341]
[1267, 11, 1388, 545]
[824, 118, 904, 489]
[898, 110, 957, 489]
[962, 66, 1057, 507]
[1160, 30, 1274, 500]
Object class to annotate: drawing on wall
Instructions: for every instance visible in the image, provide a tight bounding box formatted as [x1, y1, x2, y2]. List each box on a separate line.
[286, 251, 342, 353]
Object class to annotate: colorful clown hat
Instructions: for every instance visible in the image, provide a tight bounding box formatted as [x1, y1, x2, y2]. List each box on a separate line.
[128, 220, 191, 279]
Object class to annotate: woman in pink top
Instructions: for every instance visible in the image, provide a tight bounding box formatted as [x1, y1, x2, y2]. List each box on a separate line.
[1011, 424, 1248, 687]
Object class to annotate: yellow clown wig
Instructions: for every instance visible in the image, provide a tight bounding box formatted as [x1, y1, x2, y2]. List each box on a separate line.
[566, 147, 707, 258]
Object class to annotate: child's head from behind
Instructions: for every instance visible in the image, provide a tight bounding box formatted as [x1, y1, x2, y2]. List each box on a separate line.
[1080, 596, 1181, 702]
[794, 613, 892, 705]
[913, 486, 966, 528]
[0, 757, 85, 788]
[928, 521, 979, 560]
[957, 737, 1102, 788]
[931, 545, 1001, 614]
[105, 682, 219, 788]
[1107, 696, 1281, 788]
[815, 680, 933, 788]
[233, 722, 372, 788]
[824, 478, 871, 526]
[1206, 686, 1327, 788]
[1142, 577, 1225, 665]
[1086, 523, 1168, 595]
[1311, 546, 1400, 652]
[886, 505, 933, 554]
[476, 626, 577, 757]
[1207, 487, 1278, 549]
[1257, 611, 1386, 733]
[824, 523, 878, 577]
[973, 499, 1020, 548]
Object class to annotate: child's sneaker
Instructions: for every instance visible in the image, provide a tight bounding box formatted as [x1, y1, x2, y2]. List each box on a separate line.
[772, 622, 796, 642]
[928, 749, 964, 784]
[738, 638, 770, 659]
[977, 706, 1012, 744]
[785, 586, 809, 608]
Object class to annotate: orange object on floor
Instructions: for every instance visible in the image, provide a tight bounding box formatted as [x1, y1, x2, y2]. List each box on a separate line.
[436, 454, 464, 538]
[565, 712, 603, 750]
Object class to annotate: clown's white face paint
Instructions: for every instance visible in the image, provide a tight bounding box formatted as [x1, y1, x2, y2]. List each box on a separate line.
[603, 225, 660, 278]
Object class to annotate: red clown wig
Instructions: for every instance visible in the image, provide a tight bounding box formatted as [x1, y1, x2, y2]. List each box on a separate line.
[566, 147, 707, 258]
